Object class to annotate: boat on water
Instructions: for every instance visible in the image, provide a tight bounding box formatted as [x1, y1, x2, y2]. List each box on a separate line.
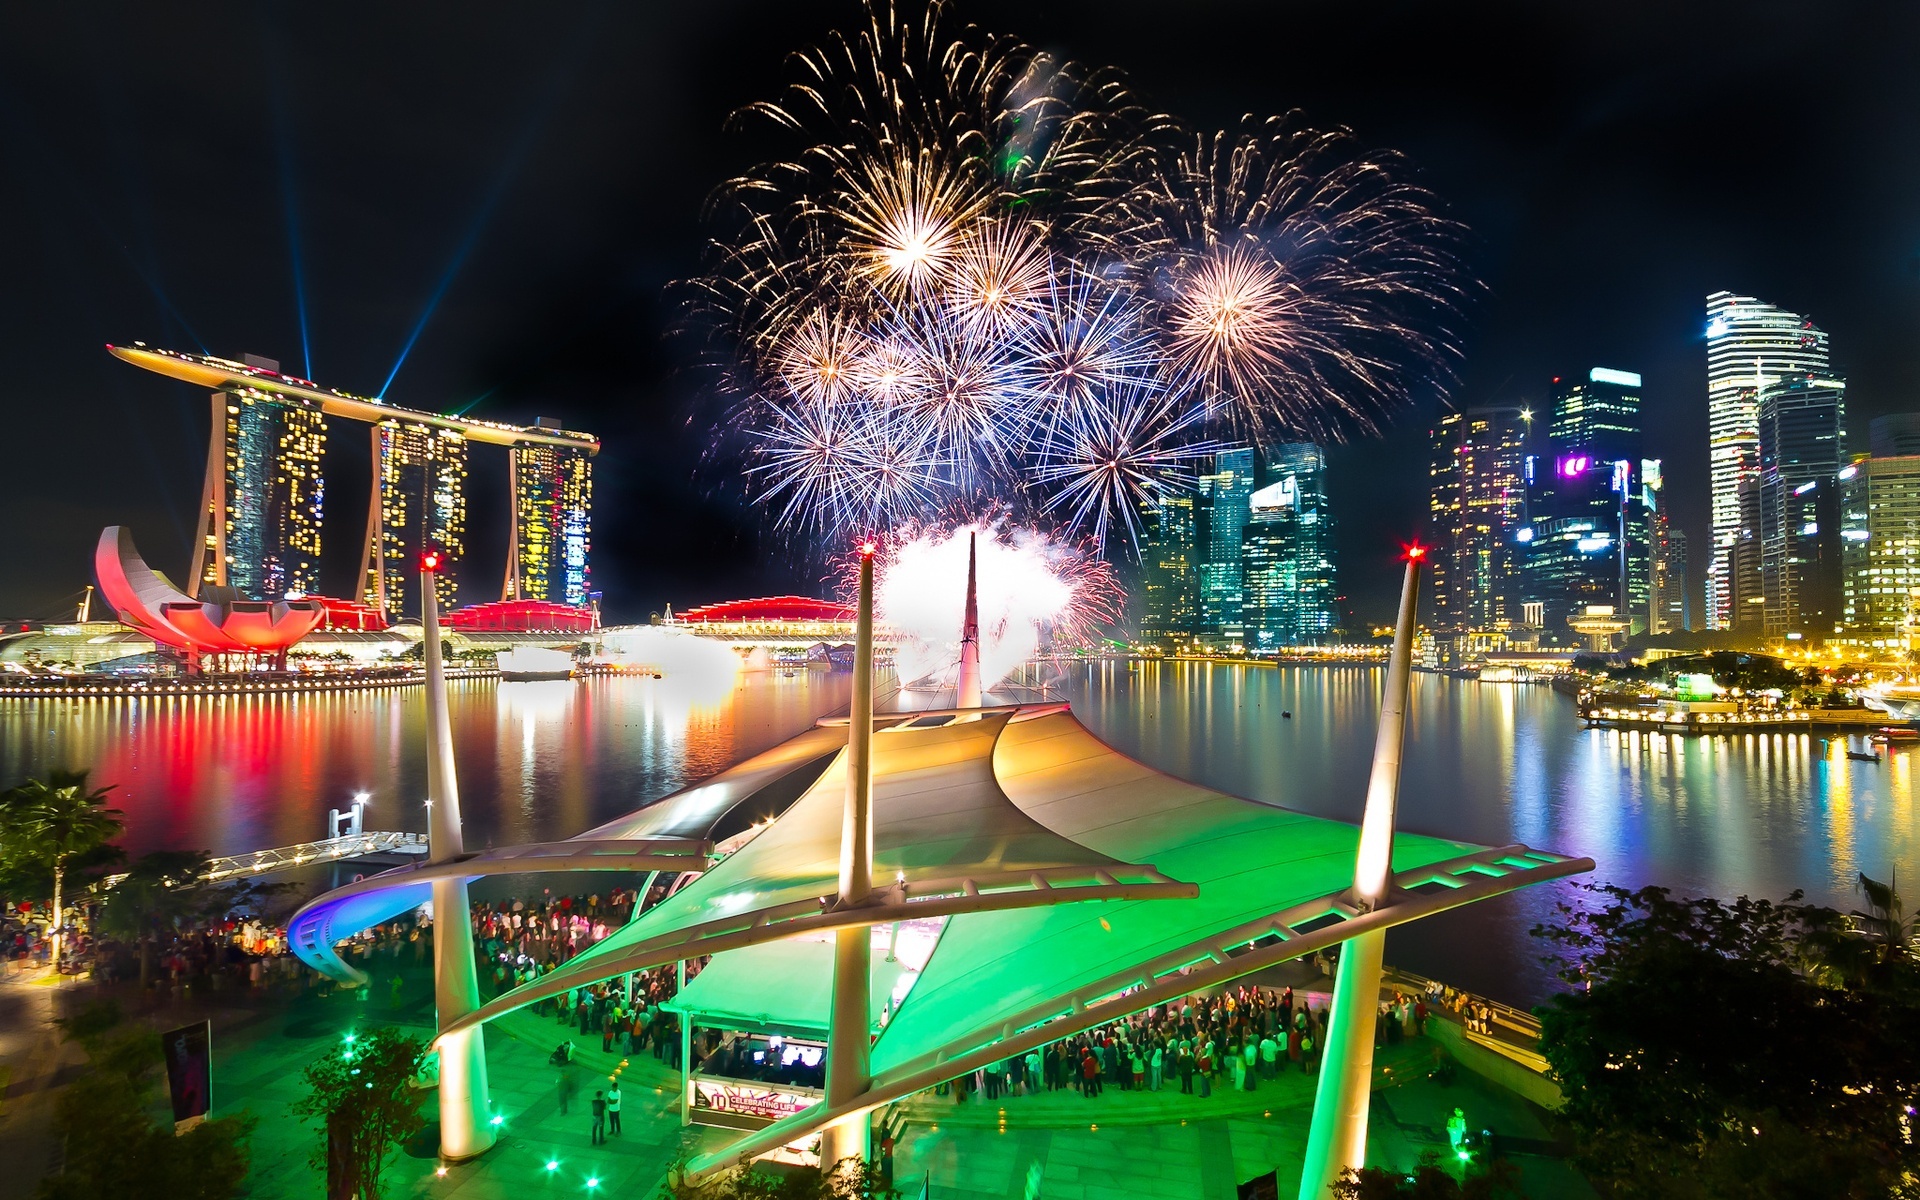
[496, 646, 575, 681]
[1859, 685, 1920, 722]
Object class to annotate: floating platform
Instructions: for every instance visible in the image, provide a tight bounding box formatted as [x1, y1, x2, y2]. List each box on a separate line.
[1581, 706, 1895, 734]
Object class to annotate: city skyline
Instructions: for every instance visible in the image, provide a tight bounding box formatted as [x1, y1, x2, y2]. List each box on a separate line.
[4, 4, 1920, 624]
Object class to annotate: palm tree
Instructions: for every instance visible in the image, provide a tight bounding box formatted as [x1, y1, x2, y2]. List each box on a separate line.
[1854, 871, 1915, 964]
[4, 771, 123, 967]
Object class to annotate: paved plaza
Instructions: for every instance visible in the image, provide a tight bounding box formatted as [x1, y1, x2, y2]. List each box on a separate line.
[0, 957, 1592, 1200]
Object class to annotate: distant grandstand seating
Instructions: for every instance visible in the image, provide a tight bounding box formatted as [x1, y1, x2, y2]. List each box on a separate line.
[313, 595, 390, 631]
[443, 599, 597, 633]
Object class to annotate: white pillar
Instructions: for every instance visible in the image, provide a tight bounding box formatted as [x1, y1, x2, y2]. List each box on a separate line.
[678, 958, 692, 1128]
[955, 531, 982, 711]
[422, 554, 496, 1162]
[819, 545, 877, 1171]
[1296, 547, 1424, 1200]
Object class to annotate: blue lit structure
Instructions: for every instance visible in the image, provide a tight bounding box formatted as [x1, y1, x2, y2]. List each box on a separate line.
[1242, 443, 1338, 647]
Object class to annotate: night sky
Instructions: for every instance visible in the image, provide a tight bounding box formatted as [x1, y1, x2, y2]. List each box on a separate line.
[3, 1, 1916, 626]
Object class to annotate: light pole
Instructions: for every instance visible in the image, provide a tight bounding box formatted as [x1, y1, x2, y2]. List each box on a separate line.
[419, 549, 496, 1162]
[1297, 544, 1424, 1200]
[819, 539, 877, 1171]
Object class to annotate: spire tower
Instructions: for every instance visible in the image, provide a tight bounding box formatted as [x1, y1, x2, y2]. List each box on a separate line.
[956, 531, 982, 710]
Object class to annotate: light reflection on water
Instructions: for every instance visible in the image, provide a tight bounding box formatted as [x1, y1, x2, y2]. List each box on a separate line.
[2, 661, 1911, 1006]
[1053, 660, 1920, 1005]
[0, 671, 853, 863]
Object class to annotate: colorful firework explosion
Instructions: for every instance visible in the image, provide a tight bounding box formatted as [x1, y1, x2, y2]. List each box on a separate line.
[691, 0, 1469, 554]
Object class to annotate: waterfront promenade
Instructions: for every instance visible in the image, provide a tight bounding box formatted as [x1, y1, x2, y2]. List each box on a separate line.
[0, 954, 1593, 1200]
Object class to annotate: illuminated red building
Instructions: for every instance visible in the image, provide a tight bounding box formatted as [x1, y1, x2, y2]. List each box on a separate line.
[95, 526, 324, 669]
[442, 599, 598, 633]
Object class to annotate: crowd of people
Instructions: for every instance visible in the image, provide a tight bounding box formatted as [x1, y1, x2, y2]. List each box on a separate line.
[925, 983, 1432, 1105]
[10, 878, 1489, 1124]
[1420, 976, 1502, 1037]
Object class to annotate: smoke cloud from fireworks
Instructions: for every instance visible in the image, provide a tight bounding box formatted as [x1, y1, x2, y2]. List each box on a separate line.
[870, 523, 1118, 689]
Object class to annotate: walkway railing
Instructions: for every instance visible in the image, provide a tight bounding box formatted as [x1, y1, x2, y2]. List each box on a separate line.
[201, 831, 428, 881]
[99, 830, 429, 890]
[1383, 965, 1550, 1075]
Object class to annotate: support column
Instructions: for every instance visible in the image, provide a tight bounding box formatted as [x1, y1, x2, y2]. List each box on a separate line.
[501, 448, 520, 602]
[955, 532, 982, 711]
[819, 543, 877, 1172]
[359, 425, 387, 615]
[421, 552, 496, 1162]
[190, 392, 228, 596]
[678, 959, 692, 1127]
[1297, 546, 1424, 1200]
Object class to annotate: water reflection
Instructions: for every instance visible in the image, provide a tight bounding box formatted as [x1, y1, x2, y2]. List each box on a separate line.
[5, 663, 1914, 1006]
[1053, 663, 1920, 1005]
[0, 671, 854, 861]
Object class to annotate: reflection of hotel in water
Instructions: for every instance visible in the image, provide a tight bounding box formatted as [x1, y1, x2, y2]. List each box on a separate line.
[112, 345, 597, 620]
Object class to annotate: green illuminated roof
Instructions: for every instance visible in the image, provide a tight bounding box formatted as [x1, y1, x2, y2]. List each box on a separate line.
[442, 700, 1587, 1114]
[663, 937, 908, 1037]
[869, 713, 1472, 1074]
[556, 713, 1126, 980]
[579, 708, 1474, 1077]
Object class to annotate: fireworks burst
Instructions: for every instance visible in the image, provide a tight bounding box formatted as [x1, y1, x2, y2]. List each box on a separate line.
[691, 1, 1470, 555]
[1126, 117, 1470, 442]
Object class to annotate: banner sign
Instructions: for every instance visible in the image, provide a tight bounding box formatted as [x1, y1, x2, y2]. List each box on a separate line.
[691, 1078, 816, 1123]
[163, 1020, 213, 1131]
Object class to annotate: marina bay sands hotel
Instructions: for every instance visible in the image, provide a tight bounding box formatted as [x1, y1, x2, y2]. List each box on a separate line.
[110, 345, 598, 619]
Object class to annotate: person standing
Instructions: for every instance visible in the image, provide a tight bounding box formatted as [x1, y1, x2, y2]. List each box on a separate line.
[606, 1081, 622, 1135]
[556, 1066, 576, 1115]
[590, 1090, 607, 1145]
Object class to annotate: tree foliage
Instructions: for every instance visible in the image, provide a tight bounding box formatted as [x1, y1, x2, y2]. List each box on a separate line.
[1532, 882, 1920, 1199]
[0, 771, 125, 906]
[659, 1157, 899, 1200]
[294, 1026, 427, 1200]
[37, 1001, 252, 1200]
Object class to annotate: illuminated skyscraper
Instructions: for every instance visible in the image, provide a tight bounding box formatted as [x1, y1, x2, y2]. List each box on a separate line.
[1651, 517, 1689, 633]
[1548, 369, 1642, 465]
[1841, 455, 1920, 647]
[1427, 406, 1528, 630]
[1757, 372, 1846, 637]
[115, 345, 600, 621]
[506, 440, 593, 607]
[190, 365, 328, 601]
[1137, 488, 1199, 648]
[1705, 292, 1831, 628]
[361, 420, 468, 617]
[1520, 368, 1655, 639]
[1197, 447, 1255, 645]
[1241, 443, 1337, 647]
